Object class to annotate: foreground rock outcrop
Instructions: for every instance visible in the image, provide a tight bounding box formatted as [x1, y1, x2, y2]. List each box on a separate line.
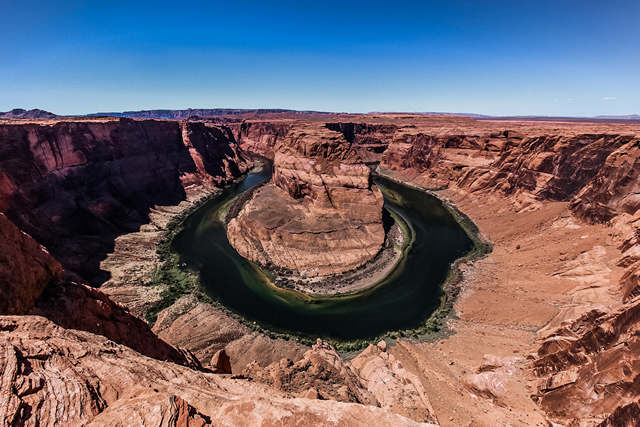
[349, 341, 439, 424]
[530, 298, 640, 425]
[243, 339, 379, 405]
[30, 279, 202, 369]
[0, 316, 429, 426]
[227, 124, 385, 276]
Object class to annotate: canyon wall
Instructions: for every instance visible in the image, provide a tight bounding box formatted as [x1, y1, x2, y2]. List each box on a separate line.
[531, 299, 640, 423]
[234, 121, 291, 158]
[3, 115, 640, 426]
[0, 118, 250, 284]
[324, 122, 399, 163]
[373, 121, 640, 426]
[0, 213, 62, 315]
[236, 121, 400, 163]
[378, 127, 639, 214]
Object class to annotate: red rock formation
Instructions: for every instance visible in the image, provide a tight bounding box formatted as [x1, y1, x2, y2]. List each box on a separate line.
[596, 400, 640, 427]
[571, 137, 640, 222]
[0, 316, 426, 426]
[325, 122, 399, 163]
[4, 114, 640, 425]
[349, 341, 439, 423]
[530, 298, 640, 424]
[0, 213, 62, 315]
[227, 124, 385, 276]
[380, 128, 637, 206]
[380, 130, 444, 177]
[0, 118, 250, 284]
[235, 121, 291, 158]
[379, 127, 514, 188]
[30, 280, 201, 370]
[236, 121, 399, 163]
[209, 349, 232, 374]
[243, 339, 378, 406]
[460, 354, 521, 400]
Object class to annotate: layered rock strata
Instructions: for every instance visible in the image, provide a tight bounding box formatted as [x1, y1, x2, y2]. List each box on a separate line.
[0, 118, 250, 284]
[530, 298, 640, 424]
[227, 125, 385, 276]
[30, 280, 202, 369]
[235, 121, 291, 158]
[378, 126, 640, 213]
[243, 338, 378, 406]
[4, 114, 640, 426]
[0, 316, 428, 427]
[349, 341, 439, 424]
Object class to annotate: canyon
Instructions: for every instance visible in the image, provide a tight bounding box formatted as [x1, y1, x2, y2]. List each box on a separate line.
[1, 112, 640, 426]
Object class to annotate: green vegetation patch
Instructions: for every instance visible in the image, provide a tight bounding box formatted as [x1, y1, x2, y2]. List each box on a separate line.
[144, 195, 216, 326]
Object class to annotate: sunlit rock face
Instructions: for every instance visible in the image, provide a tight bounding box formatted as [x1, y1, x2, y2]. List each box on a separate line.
[227, 124, 385, 276]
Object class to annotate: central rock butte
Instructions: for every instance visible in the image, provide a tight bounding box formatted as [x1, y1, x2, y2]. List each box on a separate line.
[227, 124, 385, 276]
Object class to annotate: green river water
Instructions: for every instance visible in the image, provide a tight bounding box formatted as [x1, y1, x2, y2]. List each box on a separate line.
[172, 165, 473, 341]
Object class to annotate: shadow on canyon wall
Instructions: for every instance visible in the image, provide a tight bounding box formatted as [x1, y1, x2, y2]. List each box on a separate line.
[0, 118, 250, 285]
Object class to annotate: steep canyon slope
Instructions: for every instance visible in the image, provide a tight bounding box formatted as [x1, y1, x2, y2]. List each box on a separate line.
[233, 115, 640, 425]
[0, 118, 250, 284]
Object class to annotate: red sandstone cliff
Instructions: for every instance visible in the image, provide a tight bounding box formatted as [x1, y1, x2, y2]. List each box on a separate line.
[374, 120, 640, 425]
[0, 213, 62, 315]
[4, 115, 640, 425]
[234, 121, 291, 158]
[530, 299, 640, 424]
[0, 118, 250, 284]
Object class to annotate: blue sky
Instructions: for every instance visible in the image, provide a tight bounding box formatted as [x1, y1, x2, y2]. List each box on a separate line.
[1, 1, 638, 116]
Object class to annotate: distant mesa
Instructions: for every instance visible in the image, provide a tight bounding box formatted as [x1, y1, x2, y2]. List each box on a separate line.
[227, 124, 385, 276]
[88, 108, 333, 120]
[0, 108, 58, 119]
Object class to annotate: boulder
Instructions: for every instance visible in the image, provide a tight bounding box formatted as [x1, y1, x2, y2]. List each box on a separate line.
[210, 349, 232, 374]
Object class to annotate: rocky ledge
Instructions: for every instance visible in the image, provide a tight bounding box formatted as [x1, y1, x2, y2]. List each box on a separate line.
[227, 124, 385, 277]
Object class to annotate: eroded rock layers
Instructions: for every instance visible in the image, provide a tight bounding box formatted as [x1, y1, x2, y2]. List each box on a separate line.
[227, 124, 385, 276]
[0, 118, 250, 284]
[0, 213, 62, 315]
[531, 299, 640, 423]
[0, 316, 426, 427]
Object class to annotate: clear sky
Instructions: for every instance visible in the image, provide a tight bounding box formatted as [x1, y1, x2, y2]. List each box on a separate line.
[1, 1, 638, 116]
